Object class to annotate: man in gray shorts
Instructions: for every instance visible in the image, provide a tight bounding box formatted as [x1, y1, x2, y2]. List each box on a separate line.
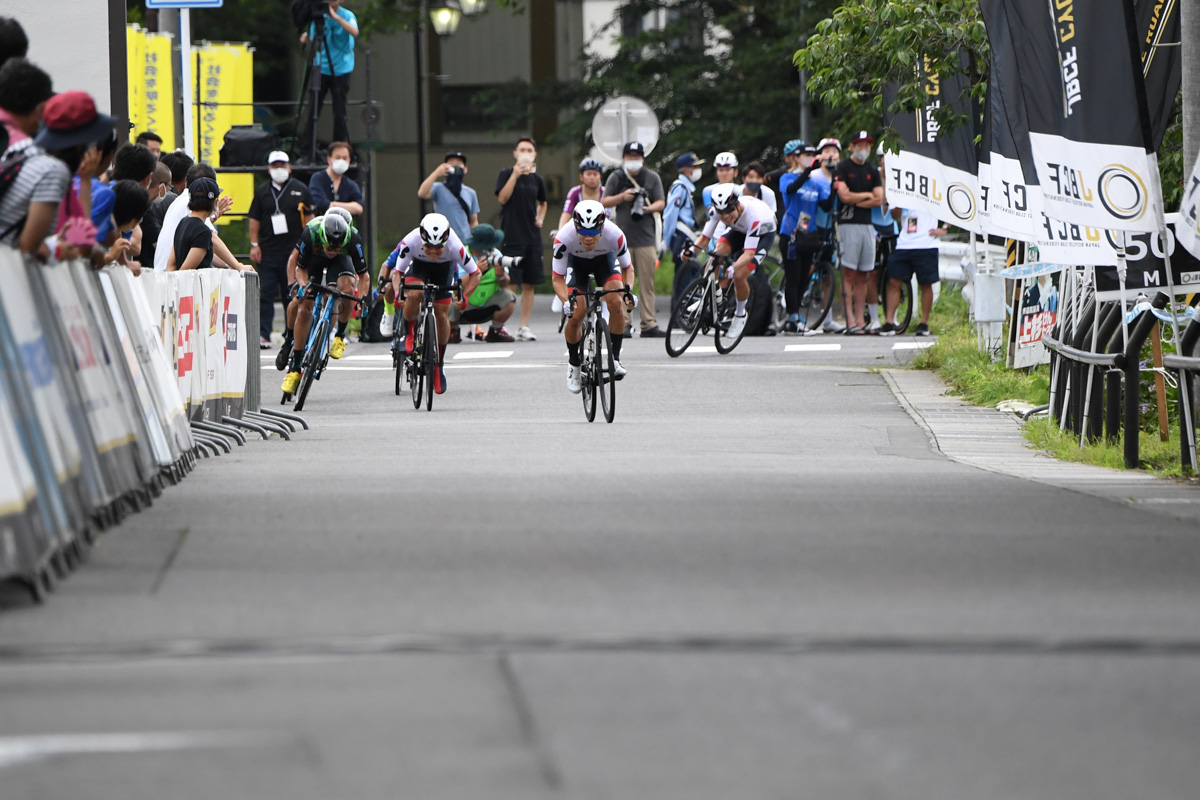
[833, 131, 884, 334]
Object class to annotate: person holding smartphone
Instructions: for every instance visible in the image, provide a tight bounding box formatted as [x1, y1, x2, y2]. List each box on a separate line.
[495, 137, 547, 341]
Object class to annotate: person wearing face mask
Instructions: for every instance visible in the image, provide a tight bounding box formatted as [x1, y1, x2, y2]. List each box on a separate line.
[134, 161, 172, 270]
[662, 151, 705, 302]
[308, 141, 363, 217]
[739, 162, 777, 217]
[833, 131, 884, 335]
[249, 151, 314, 348]
[418, 151, 479, 244]
[602, 141, 666, 337]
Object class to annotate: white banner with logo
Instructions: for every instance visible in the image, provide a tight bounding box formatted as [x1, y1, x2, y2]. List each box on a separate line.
[1028, 135, 1162, 233]
[1176, 148, 1200, 261]
[884, 151, 985, 234]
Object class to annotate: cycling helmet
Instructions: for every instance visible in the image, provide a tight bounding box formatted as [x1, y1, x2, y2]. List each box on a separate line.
[419, 212, 452, 246]
[710, 183, 741, 214]
[572, 199, 606, 235]
[713, 151, 739, 169]
[326, 206, 356, 231]
[315, 213, 350, 249]
[782, 139, 805, 157]
[579, 157, 604, 174]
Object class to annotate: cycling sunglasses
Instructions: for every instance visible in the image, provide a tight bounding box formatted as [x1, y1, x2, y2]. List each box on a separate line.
[577, 227, 603, 237]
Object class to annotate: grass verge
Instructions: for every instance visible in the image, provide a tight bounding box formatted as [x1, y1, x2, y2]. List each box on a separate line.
[1024, 417, 1185, 478]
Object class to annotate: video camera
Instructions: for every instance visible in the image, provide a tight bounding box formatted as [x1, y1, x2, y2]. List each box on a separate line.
[291, 0, 331, 31]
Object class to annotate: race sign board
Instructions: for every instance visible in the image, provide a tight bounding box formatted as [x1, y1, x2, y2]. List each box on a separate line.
[1093, 219, 1200, 301]
[1007, 271, 1062, 368]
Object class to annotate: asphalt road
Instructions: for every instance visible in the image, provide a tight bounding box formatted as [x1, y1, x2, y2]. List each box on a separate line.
[1, 300, 1199, 799]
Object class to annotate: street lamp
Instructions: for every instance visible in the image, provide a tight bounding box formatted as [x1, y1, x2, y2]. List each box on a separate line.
[429, 3, 462, 36]
[458, 0, 487, 16]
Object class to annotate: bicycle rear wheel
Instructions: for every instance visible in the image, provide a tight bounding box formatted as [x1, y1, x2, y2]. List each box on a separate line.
[581, 323, 597, 422]
[409, 317, 425, 409]
[423, 313, 437, 411]
[798, 260, 835, 332]
[596, 317, 616, 423]
[888, 278, 914, 334]
[293, 320, 327, 412]
[715, 281, 755, 354]
[666, 277, 707, 357]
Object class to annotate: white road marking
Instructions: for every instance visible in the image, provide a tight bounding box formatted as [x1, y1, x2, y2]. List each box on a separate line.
[453, 351, 513, 360]
[785, 344, 842, 352]
[0, 731, 275, 770]
[341, 354, 394, 362]
[684, 345, 718, 354]
[892, 342, 935, 350]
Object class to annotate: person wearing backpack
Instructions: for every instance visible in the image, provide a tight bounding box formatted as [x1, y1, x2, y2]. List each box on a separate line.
[448, 224, 516, 343]
[418, 151, 478, 244]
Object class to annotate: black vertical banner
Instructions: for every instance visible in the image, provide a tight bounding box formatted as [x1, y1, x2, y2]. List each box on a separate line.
[1134, 0, 1182, 150]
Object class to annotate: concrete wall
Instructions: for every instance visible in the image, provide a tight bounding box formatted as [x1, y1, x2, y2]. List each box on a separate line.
[0, 0, 117, 114]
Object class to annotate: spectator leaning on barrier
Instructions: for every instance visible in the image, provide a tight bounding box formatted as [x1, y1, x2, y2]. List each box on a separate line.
[156, 161, 247, 272]
[309, 141, 362, 217]
[160, 150, 193, 196]
[450, 223, 517, 343]
[0, 58, 49, 151]
[167, 178, 222, 271]
[419, 150, 479, 243]
[495, 136, 547, 341]
[1, 90, 109, 256]
[300, 0, 359, 152]
[834, 131, 884, 335]
[138, 161, 172, 269]
[249, 150, 313, 348]
[879, 207, 945, 337]
[99, 180, 151, 273]
[135, 130, 163, 158]
[603, 141, 665, 337]
[96, 144, 157, 243]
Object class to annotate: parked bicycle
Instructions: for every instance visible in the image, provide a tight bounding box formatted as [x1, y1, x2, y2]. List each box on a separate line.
[871, 235, 912, 333]
[666, 252, 756, 357]
[560, 276, 632, 423]
[393, 281, 461, 411]
[283, 282, 360, 411]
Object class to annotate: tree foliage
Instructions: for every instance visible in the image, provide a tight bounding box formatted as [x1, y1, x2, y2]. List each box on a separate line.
[793, 0, 988, 148]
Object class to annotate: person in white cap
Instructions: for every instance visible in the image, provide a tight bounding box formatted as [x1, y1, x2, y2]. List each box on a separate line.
[702, 151, 739, 210]
[833, 131, 883, 335]
[248, 150, 314, 349]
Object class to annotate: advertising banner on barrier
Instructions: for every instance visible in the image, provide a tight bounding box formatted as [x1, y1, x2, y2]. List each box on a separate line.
[107, 268, 194, 458]
[220, 271, 247, 417]
[0, 373, 45, 578]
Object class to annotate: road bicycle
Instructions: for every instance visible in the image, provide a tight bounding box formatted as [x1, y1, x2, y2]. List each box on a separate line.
[560, 277, 632, 423]
[283, 282, 359, 411]
[393, 281, 460, 411]
[666, 252, 756, 357]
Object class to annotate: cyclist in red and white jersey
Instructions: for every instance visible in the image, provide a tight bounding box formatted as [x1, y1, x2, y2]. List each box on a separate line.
[390, 213, 480, 394]
[551, 200, 634, 393]
[684, 184, 777, 339]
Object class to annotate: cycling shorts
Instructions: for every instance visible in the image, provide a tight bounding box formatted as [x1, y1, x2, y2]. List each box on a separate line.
[298, 254, 356, 286]
[717, 230, 775, 270]
[405, 259, 457, 304]
[566, 252, 621, 291]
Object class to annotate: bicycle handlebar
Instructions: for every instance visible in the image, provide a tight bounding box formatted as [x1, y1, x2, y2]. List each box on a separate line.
[400, 281, 463, 299]
[300, 283, 360, 303]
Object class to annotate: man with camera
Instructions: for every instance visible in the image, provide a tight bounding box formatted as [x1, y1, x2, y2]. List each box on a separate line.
[299, 0, 358, 154]
[418, 151, 479, 243]
[449, 224, 517, 343]
[602, 141, 666, 337]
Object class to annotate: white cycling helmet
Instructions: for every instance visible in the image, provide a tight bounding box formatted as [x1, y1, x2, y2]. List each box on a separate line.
[572, 199, 606, 234]
[419, 212, 452, 246]
[713, 151, 739, 169]
[710, 183, 741, 214]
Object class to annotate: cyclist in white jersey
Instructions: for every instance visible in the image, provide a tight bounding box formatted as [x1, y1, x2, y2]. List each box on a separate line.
[684, 184, 777, 339]
[552, 200, 634, 393]
[390, 213, 480, 394]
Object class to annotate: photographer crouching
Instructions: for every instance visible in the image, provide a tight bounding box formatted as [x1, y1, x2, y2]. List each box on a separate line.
[298, 0, 358, 156]
[450, 224, 518, 343]
[603, 141, 666, 338]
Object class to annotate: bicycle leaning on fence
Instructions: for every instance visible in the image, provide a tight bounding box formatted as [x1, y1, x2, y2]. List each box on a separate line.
[393, 281, 461, 411]
[283, 282, 360, 411]
[666, 252, 756, 357]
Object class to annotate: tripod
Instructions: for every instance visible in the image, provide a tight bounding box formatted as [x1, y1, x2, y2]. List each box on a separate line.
[292, 13, 339, 163]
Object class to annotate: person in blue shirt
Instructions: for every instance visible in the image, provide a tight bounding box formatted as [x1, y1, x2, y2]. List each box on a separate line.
[300, 0, 359, 154]
[662, 152, 705, 303]
[417, 151, 480, 243]
[780, 141, 835, 332]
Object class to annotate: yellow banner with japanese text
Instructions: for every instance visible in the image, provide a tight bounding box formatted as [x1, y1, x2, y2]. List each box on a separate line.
[194, 42, 255, 224]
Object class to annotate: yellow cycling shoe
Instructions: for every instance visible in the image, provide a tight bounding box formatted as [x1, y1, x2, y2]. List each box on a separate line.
[330, 336, 346, 359]
[281, 371, 301, 394]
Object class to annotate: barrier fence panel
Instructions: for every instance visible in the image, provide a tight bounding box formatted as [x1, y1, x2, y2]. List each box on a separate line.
[242, 271, 261, 413]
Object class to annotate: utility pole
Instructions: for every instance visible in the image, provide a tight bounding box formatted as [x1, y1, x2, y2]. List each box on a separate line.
[1184, 0, 1200, 176]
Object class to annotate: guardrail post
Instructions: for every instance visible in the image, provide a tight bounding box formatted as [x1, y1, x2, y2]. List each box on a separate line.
[1123, 292, 1169, 468]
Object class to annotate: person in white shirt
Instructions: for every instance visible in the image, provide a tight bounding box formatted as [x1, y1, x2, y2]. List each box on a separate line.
[878, 207, 947, 336]
[155, 162, 246, 272]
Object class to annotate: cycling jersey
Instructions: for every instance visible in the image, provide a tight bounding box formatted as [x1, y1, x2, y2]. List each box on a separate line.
[550, 220, 632, 277]
[386, 228, 479, 277]
[295, 224, 368, 282]
[702, 194, 776, 252]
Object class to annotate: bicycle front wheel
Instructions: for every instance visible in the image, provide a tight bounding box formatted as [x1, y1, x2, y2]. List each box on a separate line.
[798, 260, 835, 332]
[423, 313, 437, 411]
[293, 320, 327, 412]
[666, 277, 707, 357]
[596, 317, 616, 423]
[715, 281, 755, 354]
[888, 278, 914, 334]
[581, 323, 597, 422]
[409, 319, 424, 410]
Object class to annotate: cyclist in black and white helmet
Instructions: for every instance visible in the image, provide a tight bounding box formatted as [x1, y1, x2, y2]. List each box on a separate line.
[551, 199, 634, 393]
[387, 212, 480, 395]
[683, 183, 777, 341]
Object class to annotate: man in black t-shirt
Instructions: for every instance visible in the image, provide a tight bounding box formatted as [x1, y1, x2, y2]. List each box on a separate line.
[248, 151, 314, 347]
[495, 136, 548, 341]
[833, 131, 884, 334]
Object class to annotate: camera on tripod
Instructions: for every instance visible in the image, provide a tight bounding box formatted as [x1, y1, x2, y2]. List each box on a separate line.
[291, 0, 331, 30]
[629, 188, 649, 221]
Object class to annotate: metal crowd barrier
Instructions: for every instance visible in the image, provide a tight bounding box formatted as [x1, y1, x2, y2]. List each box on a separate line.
[0, 251, 304, 603]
